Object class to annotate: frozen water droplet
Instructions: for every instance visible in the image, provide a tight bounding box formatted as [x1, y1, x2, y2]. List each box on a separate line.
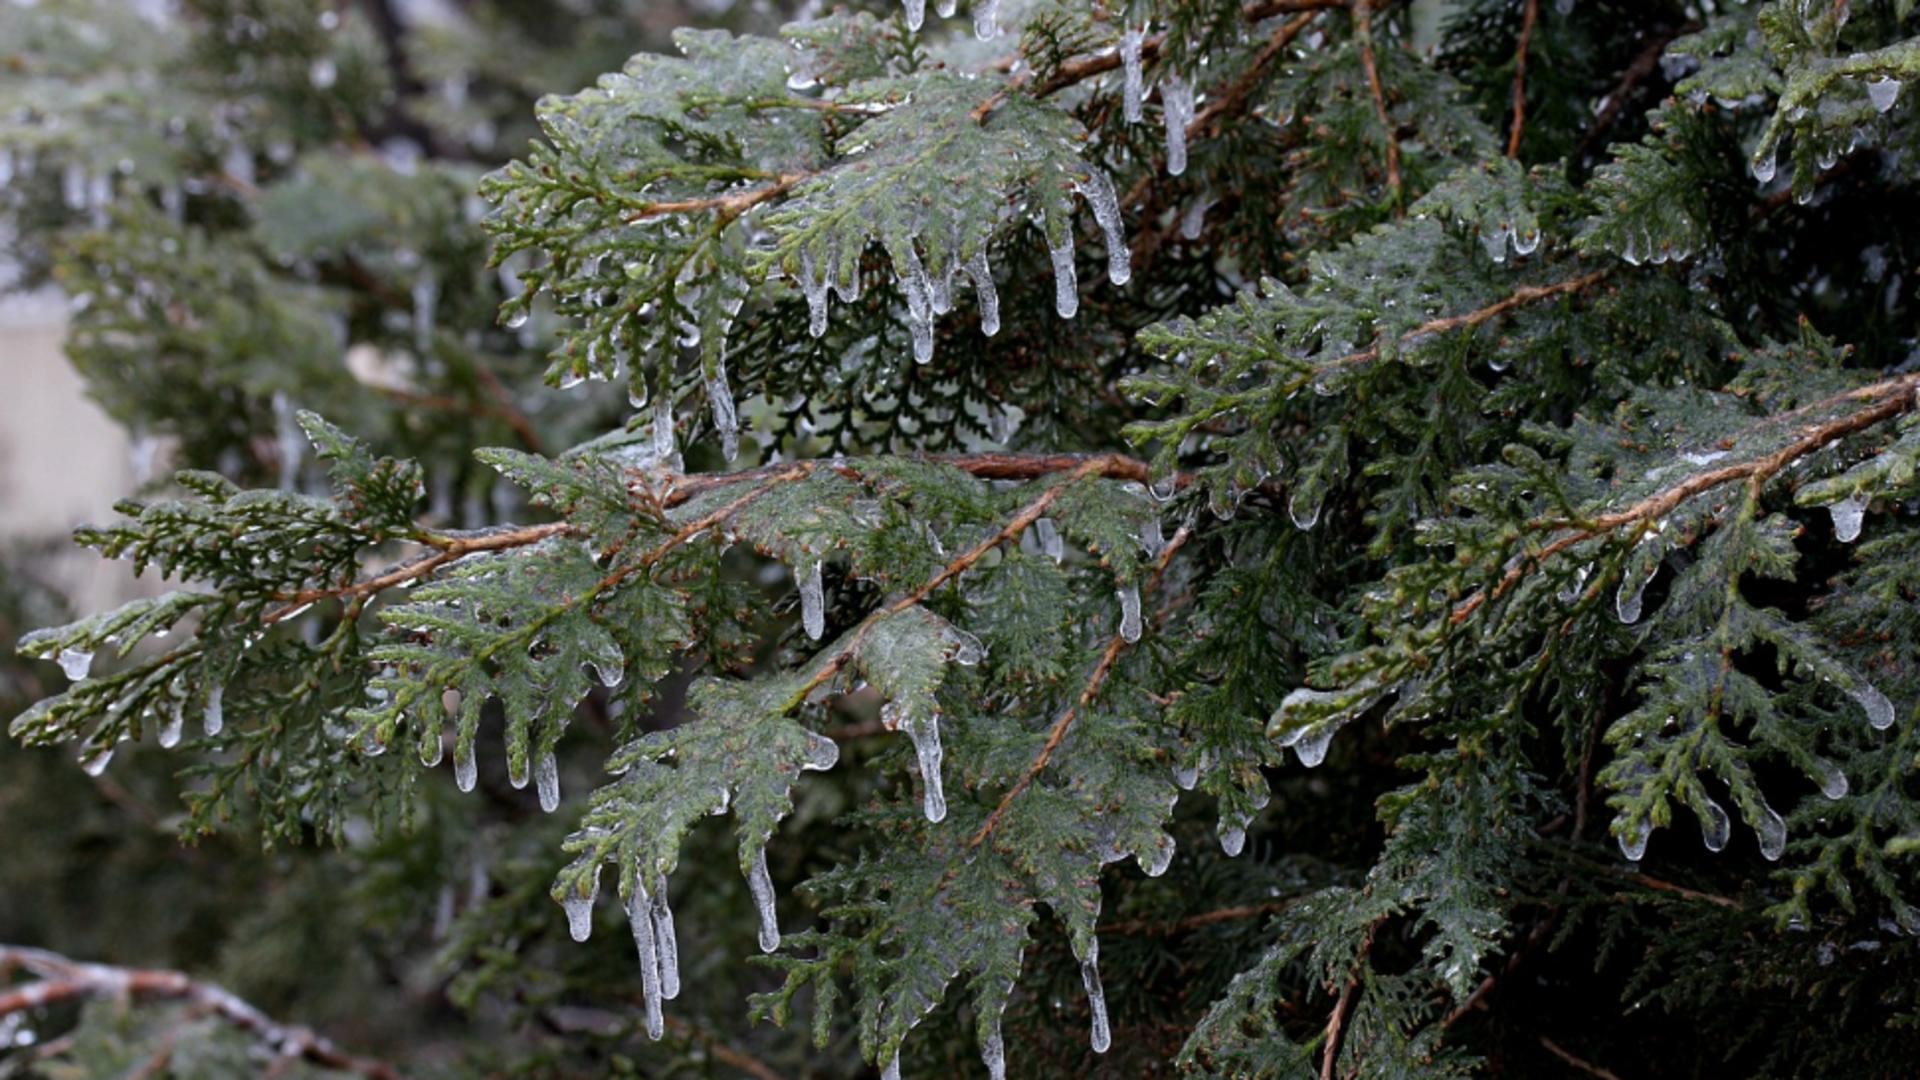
[964, 249, 999, 337]
[747, 845, 781, 953]
[1116, 584, 1142, 643]
[652, 879, 680, 1000]
[1481, 223, 1512, 262]
[454, 736, 477, 792]
[1162, 76, 1194, 176]
[937, 0, 957, 19]
[1048, 226, 1078, 319]
[799, 560, 826, 640]
[1172, 761, 1199, 790]
[903, 0, 925, 32]
[1293, 724, 1336, 767]
[905, 712, 947, 822]
[1829, 494, 1865, 542]
[273, 391, 303, 491]
[562, 876, 598, 942]
[625, 887, 666, 1040]
[1616, 817, 1649, 862]
[508, 748, 530, 790]
[800, 248, 830, 338]
[419, 724, 444, 767]
[57, 647, 93, 682]
[882, 1052, 902, 1080]
[1512, 227, 1541, 256]
[1699, 797, 1730, 852]
[1756, 802, 1786, 861]
[1180, 196, 1212, 240]
[707, 358, 739, 461]
[981, 1012, 1006, 1079]
[1288, 488, 1322, 530]
[535, 749, 560, 812]
[157, 704, 184, 749]
[1751, 150, 1777, 184]
[203, 684, 225, 736]
[1121, 24, 1147, 124]
[1219, 816, 1248, 857]
[1615, 567, 1654, 625]
[1081, 956, 1111, 1052]
[973, 0, 1001, 39]
[1814, 757, 1850, 800]
[1075, 171, 1130, 286]
[1035, 517, 1063, 562]
[1144, 832, 1175, 876]
[309, 56, 337, 88]
[1868, 77, 1901, 113]
[800, 731, 840, 772]
[652, 394, 677, 462]
[1852, 683, 1895, 731]
[81, 746, 114, 777]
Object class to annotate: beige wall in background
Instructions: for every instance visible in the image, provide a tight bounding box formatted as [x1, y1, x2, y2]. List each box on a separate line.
[0, 292, 155, 613]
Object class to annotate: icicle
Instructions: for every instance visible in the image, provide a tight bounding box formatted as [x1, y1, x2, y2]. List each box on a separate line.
[1079, 941, 1111, 1053]
[1756, 801, 1787, 861]
[1616, 817, 1649, 862]
[1076, 171, 1131, 286]
[1867, 77, 1900, 114]
[937, 0, 957, 19]
[904, 0, 926, 32]
[157, 702, 184, 749]
[62, 162, 89, 211]
[1162, 76, 1194, 176]
[455, 735, 477, 792]
[1699, 798, 1730, 852]
[1047, 224, 1078, 319]
[652, 878, 681, 1000]
[57, 647, 93, 682]
[535, 749, 560, 812]
[625, 887, 666, 1040]
[800, 248, 830, 338]
[981, 1012, 1006, 1080]
[973, 0, 1000, 40]
[800, 731, 840, 771]
[1116, 584, 1142, 643]
[652, 394, 677, 462]
[1219, 811, 1250, 857]
[1615, 563, 1656, 624]
[1034, 517, 1064, 562]
[1172, 759, 1199, 790]
[1121, 25, 1147, 124]
[1139, 516, 1165, 558]
[203, 684, 225, 736]
[273, 392, 303, 490]
[906, 712, 947, 823]
[412, 271, 438, 353]
[1512, 227, 1542, 256]
[799, 560, 826, 640]
[508, 746, 531, 789]
[707, 357, 739, 461]
[419, 724, 444, 767]
[882, 1052, 903, 1080]
[562, 872, 599, 942]
[1751, 149, 1777, 184]
[81, 745, 114, 777]
[1179, 196, 1212, 240]
[1144, 832, 1175, 877]
[1852, 683, 1895, 731]
[747, 845, 781, 953]
[1814, 757, 1850, 800]
[1292, 725, 1336, 767]
[1829, 494, 1865, 542]
[901, 246, 937, 364]
[1288, 487, 1322, 530]
[965, 249, 1000, 337]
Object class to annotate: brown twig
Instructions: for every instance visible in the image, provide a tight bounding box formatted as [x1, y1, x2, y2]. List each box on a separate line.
[265, 522, 571, 622]
[1315, 270, 1610, 382]
[1189, 12, 1321, 138]
[1574, 24, 1693, 162]
[1540, 1036, 1626, 1080]
[370, 385, 543, 453]
[1320, 919, 1379, 1080]
[1506, 0, 1540, 158]
[1448, 371, 1920, 626]
[1098, 899, 1294, 936]
[1352, 0, 1402, 212]
[661, 451, 1158, 507]
[623, 171, 809, 223]
[0, 945, 399, 1080]
[967, 525, 1192, 849]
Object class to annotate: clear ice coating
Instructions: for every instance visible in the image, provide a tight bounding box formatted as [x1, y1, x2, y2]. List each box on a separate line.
[1117, 583, 1143, 643]
[1048, 224, 1079, 319]
[901, 246, 938, 364]
[882, 1052, 902, 1080]
[625, 887, 666, 1040]
[1121, 24, 1147, 124]
[1867, 76, 1901, 114]
[419, 723, 445, 767]
[800, 560, 826, 640]
[1481, 223, 1512, 262]
[1751, 149, 1777, 184]
[937, 0, 957, 19]
[1035, 516, 1064, 562]
[56, 647, 93, 682]
[1219, 811, 1250, 857]
[1162, 76, 1195, 176]
[1756, 801, 1787, 861]
[1143, 832, 1175, 877]
[1852, 683, 1896, 731]
[81, 745, 114, 777]
[747, 844, 781, 953]
[1699, 797, 1730, 853]
[903, 0, 926, 32]
[652, 393, 677, 462]
[965, 249, 1000, 336]
[157, 702, 184, 749]
[454, 735, 478, 792]
[651, 880, 681, 1000]
[535, 749, 561, 812]
[1616, 817, 1650, 862]
[973, 0, 1001, 40]
[906, 712, 947, 822]
[1075, 170, 1131, 286]
[203, 684, 225, 737]
[1813, 757, 1850, 800]
[1292, 724, 1336, 767]
[1288, 487, 1322, 530]
[707, 358, 739, 461]
[1829, 494, 1866, 542]
[562, 874, 598, 942]
[1079, 944, 1111, 1052]
[1615, 563, 1656, 624]
[801, 731, 841, 772]
[1512, 227, 1542, 256]
[981, 1012, 1007, 1080]
[800, 248, 830, 338]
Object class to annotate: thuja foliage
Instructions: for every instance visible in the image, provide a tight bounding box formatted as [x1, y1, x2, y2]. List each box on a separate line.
[8, 0, 1920, 1075]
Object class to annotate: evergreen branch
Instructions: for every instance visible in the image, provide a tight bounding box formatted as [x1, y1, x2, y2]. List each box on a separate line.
[1352, 0, 1403, 211]
[659, 451, 1161, 507]
[0, 945, 400, 1080]
[1574, 23, 1692, 162]
[1449, 372, 1920, 625]
[1189, 11, 1322, 138]
[1506, 0, 1539, 158]
[966, 524, 1193, 850]
[264, 522, 572, 622]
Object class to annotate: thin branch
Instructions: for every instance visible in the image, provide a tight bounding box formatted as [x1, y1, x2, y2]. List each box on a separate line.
[1320, 919, 1379, 1080]
[661, 450, 1159, 507]
[1099, 898, 1294, 936]
[370, 384, 542, 453]
[1506, 0, 1539, 158]
[1540, 1036, 1626, 1080]
[1574, 24, 1693, 161]
[1189, 12, 1321, 138]
[1449, 371, 1920, 625]
[265, 522, 571, 621]
[1352, 0, 1403, 211]
[0, 945, 400, 1080]
[623, 171, 810, 223]
[967, 525, 1193, 850]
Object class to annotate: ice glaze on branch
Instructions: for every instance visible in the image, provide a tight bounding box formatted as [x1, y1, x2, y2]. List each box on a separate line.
[0, 945, 399, 1080]
[622, 170, 811, 223]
